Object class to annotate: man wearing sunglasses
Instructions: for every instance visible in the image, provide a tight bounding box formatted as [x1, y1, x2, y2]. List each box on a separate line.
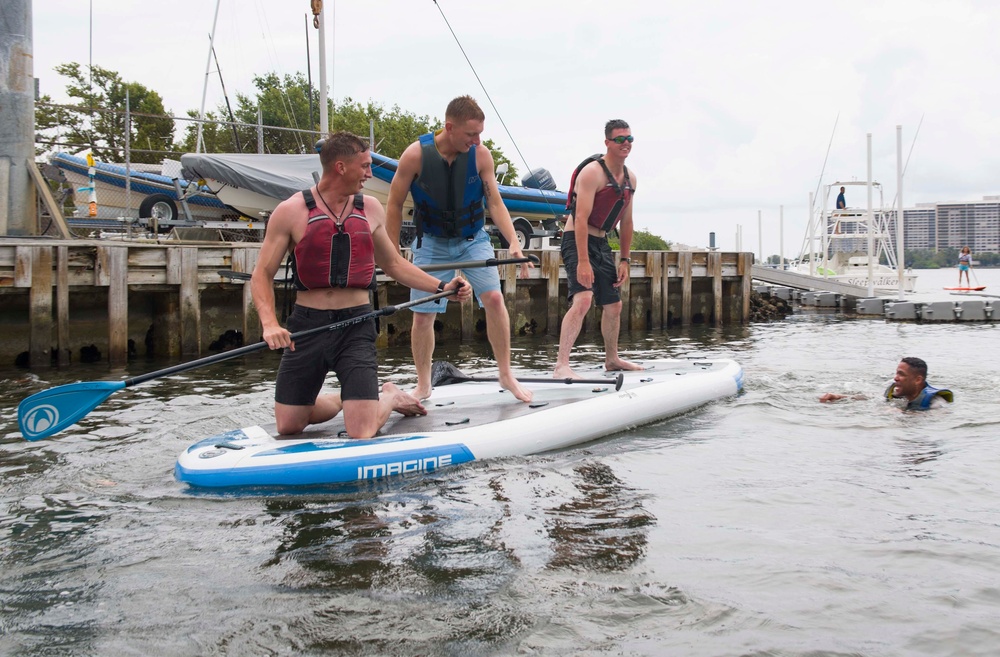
[554, 119, 644, 379]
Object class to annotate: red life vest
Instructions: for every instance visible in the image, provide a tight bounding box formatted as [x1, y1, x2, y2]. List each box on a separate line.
[566, 155, 634, 232]
[290, 189, 377, 291]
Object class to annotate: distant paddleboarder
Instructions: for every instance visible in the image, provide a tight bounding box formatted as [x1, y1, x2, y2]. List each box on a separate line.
[958, 246, 973, 287]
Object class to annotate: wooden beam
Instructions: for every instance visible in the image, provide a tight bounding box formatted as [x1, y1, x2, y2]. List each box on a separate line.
[29, 246, 53, 367]
[739, 252, 752, 323]
[543, 249, 561, 335]
[57, 245, 69, 365]
[27, 161, 72, 239]
[680, 251, 692, 326]
[107, 246, 129, 366]
[180, 247, 201, 355]
[709, 251, 723, 326]
[648, 252, 662, 330]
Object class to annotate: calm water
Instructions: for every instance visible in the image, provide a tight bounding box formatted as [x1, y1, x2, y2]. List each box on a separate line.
[2, 269, 999, 656]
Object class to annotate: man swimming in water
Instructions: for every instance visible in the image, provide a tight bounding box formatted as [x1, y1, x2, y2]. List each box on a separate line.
[819, 357, 953, 410]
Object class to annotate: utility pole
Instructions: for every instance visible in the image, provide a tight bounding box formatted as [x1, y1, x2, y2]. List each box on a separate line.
[0, 0, 35, 235]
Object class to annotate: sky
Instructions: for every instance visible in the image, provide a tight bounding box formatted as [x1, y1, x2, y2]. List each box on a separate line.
[30, 0, 1000, 254]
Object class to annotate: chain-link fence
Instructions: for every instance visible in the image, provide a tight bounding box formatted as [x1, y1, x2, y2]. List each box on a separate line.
[36, 101, 322, 242]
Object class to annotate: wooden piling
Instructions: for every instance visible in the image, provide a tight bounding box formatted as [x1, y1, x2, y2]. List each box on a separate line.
[709, 251, 723, 326]
[28, 246, 53, 367]
[0, 239, 758, 367]
[107, 246, 129, 365]
[57, 245, 69, 365]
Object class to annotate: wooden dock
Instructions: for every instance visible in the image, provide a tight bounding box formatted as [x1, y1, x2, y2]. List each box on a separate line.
[0, 238, 753, 368]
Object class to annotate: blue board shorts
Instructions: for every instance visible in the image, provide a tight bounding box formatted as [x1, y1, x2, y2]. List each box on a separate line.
[959, 264, 969, 272]
[409, 229, 500, 313]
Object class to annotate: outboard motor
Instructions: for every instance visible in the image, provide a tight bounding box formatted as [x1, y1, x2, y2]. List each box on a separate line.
[521, 167, 557, 191]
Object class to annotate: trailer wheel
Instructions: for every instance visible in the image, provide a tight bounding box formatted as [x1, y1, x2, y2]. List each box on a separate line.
[139, 194, 178, 223]
[499, 218, 533, 249]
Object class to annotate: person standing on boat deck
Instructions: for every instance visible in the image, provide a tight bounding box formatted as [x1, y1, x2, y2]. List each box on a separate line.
[553, 119, 645, 380]
[819, 357, 953, 410]
[386, 95, 533, 403]
[251, 131, 472, 438]
[958, 246, 973, 286]
[833, 186, 847, 234]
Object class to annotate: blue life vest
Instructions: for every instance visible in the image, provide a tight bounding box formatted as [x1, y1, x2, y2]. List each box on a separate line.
[884, 382, 954, 410]
[409, 132, 485, 247]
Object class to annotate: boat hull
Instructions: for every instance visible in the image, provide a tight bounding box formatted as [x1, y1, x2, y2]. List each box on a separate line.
[51, 152, 233, 222]
[175, 359, 743, 489]
[180, 151, 568, 225]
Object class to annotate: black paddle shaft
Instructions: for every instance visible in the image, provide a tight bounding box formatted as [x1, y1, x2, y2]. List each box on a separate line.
[125, 288, 457, 387]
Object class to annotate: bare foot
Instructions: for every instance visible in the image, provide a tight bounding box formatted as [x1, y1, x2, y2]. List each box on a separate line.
[605, 358, 644, 372]
[383, 382, 427, 416]
[553, 364, 584, 380]
[499, 372, 533, 403]
[412, 382, 433, 401]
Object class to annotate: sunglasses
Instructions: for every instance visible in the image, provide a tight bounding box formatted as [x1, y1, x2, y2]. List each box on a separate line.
[609, 135, 634, 144]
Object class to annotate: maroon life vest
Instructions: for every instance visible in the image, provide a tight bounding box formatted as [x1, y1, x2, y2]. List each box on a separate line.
[566, 155, 634, 232]
[290, 189, 377, 291]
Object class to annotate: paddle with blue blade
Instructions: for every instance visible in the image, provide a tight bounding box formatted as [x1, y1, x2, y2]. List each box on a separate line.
[18, 288, 458, 441]
[431, 361, 624, 391]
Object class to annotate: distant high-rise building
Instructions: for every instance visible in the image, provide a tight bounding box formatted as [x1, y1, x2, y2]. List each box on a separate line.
[896, 197, 1000, 252]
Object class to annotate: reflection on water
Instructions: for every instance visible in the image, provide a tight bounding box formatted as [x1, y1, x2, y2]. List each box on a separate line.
[2, 314, 1000, 655]
[546, 462, 653, 571]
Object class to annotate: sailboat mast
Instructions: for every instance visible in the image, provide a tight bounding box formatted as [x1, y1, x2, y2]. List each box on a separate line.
[896, 125, 905, 296]
[317, 3, 329, 135]
[866, 134, 874, 297]
[196, 0, 222, 153]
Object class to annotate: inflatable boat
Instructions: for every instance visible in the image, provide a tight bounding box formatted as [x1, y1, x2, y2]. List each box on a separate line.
[175, 359, 743, 490]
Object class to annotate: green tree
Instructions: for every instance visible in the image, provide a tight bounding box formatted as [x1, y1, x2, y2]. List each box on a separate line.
[45, 63, 175, 164]
[608, 228, 672, 251]
[483, 139, 519, 186]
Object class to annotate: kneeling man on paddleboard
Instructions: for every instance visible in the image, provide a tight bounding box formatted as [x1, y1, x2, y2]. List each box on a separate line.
[251, 131, 472, 438]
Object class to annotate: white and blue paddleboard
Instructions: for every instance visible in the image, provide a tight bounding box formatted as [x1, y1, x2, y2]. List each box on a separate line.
[175, 359, 743, 489]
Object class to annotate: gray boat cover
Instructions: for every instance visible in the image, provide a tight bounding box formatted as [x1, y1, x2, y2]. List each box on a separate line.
[180, 153, 321, 200]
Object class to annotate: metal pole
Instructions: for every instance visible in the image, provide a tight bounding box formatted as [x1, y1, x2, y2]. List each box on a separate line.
[305, 14, 314, 132]
[257, 105, 264, 154]
[821, 187, 829, 276]
[808, 192, 815, 276]
[317, 4, 329, 135]
[125, 88, 131, 222]
[896, 125, 905, 296]
[757, 210, 762, 264]
[0, 0, 34, 235]
[195, 0, 222, 153]
[779, 205, 784, 269]
[866, 133, 874, 297]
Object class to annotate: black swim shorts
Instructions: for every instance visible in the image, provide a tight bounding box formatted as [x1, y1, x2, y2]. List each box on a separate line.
[561, 231, 621, 306]
[274, 304, 379, 406]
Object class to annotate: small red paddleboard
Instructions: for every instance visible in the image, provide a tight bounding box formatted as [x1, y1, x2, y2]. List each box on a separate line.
[943, 286, 986, 291]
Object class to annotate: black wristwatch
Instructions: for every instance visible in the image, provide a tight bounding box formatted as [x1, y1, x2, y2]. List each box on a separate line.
[437, 280, 446, 293]
[620, 258, 630, 264]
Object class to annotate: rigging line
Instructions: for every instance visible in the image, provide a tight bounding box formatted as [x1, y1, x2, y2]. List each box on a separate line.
[253, 0, 305, 151]
[210, 34, 243, 152]
[887, 113, 924, 210]
[432, 1, 563, 216]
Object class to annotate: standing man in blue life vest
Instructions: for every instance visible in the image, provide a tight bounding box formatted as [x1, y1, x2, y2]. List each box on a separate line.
[553, 119, 645, 380]
[251, 131, 472, 438]
[386, 95, 533, 403]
